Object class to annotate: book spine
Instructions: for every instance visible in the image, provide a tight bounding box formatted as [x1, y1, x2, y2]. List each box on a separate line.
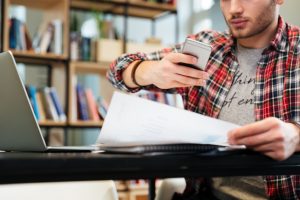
[85, 88, 100, 121]
[40, 23, 54, 53]
[27, 85, 40, 121]
[71, 76, 78, 121]
[9, 18, 17, 49]
[15, 18, 22, 50]
[81, 37, 91, 61]
[70, 32, 79, 61]
[97, 97, 108, 119]
[76, 84, 89, 120]
[49, 87, 66, 121]
[19, 23, 27, 50]
[36, 91, 46, 121]
[41, 87, 59, 121]
[52, 19, 63, 55]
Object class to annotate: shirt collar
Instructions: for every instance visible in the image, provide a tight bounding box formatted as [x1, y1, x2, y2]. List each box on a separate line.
[269, 16, 289, 53]
[220, 16, 289, 55]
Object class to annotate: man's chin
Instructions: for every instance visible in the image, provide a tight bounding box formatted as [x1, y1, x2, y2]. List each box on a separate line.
[231, 30, 251, 39]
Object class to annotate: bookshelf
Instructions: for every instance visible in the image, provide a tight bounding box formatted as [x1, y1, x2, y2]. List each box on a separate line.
[0, 1, 177, 199]
[68, 61, 112, 127]
[2, 0, 69, 59]
[71, 0, 177, 19]
[0, 0, 177, 128]
[10, 50, 67, 60]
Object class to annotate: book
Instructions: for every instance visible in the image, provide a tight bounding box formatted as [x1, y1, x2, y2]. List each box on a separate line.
[9, 18, 21, 50]
[70, 32, 79, 61]
[76, 84, 89, 120]
[27, 85, 40, 121]
[85, 88, 100, 121]
[81, 37, 91, 61]
[97, 96, 109, 119]
[41, 87, 59, 121]
[97, 92, 245, 153]
[36, 91, 46, 121]
[49, 87, 66, 122]
[32, 20, 49, 52]
[39, 23, 54, 53]
[71, 76, 78, 121]
[52, 19, 63, 55]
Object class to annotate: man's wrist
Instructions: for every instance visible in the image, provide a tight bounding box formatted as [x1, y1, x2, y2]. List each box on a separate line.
[289, 120, 300, 133]
[131, 60, 143, 87]
[289, 120, 300, 151]
[135, 60, 156, 86]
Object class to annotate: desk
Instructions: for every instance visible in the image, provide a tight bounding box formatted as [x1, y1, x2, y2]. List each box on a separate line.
[1, 151, 300, 199]
[1, 151, 300, 183]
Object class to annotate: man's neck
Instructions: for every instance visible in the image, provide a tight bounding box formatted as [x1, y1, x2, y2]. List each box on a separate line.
[237, 18, 278, 49]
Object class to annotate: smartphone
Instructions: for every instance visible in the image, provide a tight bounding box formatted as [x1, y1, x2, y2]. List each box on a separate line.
[181, 38, 212, 70]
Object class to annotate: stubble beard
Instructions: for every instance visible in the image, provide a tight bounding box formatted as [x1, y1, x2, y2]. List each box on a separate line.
[225, 1, 276, 39]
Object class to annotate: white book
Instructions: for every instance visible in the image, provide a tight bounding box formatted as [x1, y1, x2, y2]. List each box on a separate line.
[52, 19, 63, 55]
[44, 87, 59, 121]
[71, 76, 78, 121]
[39, 23, 54, 54]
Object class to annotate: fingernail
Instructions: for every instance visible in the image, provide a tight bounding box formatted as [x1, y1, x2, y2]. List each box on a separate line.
[193, 58, 198, 64]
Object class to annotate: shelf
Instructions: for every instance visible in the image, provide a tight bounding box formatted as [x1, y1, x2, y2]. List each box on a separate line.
[68, 120, 104, 127]
[71, 0, 176, 19]
[10, 50, 67, 61]
[3, 0, 70, 58]
[39, 121, 67, 127]
[70, 61, 110, 75]
[38, 120, 104, 128]
[10, 0, 62, 10]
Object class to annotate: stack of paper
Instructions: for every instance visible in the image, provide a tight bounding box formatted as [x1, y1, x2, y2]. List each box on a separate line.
[97, 92, 241, 149]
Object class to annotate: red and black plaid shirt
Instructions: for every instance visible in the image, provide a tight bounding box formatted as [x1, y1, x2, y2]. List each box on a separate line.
[108, 16, 300, 199]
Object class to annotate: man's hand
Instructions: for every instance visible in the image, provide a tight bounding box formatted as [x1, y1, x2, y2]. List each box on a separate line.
[228, 117, 300, 161]
[136, 53, 210, 89]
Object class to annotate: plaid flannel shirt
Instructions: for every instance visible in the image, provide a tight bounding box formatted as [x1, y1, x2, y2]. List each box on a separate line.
[107, 16, 300, 199]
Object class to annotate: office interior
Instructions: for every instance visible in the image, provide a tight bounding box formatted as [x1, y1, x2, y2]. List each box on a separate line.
[0, 0, 300, 200]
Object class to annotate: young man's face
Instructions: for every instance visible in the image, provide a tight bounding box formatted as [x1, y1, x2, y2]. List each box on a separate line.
[220, 0, 279, 39]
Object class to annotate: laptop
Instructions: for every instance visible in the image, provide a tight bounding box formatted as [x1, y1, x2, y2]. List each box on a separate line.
[0, 51, 99, 152]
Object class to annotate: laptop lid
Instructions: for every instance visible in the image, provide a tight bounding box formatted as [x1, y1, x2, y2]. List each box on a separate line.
[0, 51, 99, 152]
[0, 51, 48, 151]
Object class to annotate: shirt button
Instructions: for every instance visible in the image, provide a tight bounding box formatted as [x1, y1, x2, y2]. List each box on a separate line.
[227, 75, 233, 82]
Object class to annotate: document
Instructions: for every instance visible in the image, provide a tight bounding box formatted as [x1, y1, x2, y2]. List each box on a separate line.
[97, 92, 241, 148]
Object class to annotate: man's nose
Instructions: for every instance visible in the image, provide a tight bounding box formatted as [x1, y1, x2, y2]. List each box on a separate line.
[229, 0, 244, 16]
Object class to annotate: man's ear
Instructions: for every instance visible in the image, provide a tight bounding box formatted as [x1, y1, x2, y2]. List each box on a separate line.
[275, 0, 284, 5]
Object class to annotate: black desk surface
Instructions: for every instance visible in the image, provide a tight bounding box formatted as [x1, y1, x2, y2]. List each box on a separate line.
[0, 151, 300, 184]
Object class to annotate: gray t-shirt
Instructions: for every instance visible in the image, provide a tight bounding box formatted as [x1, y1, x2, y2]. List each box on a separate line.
[210, 44, 267, 200]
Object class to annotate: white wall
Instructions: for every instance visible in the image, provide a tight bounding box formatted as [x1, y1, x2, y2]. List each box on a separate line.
[280, 1, 300, 26]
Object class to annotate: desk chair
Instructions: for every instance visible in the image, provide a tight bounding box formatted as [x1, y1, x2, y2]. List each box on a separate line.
[0, 180, 118, 200]
[155, 178, 186, 200]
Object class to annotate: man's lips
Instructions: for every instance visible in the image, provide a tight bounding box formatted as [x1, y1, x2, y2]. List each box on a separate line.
[229, 18, 248, 29]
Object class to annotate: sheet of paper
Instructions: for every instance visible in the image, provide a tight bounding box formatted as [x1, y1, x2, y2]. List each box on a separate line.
[97, 92, 240, 147]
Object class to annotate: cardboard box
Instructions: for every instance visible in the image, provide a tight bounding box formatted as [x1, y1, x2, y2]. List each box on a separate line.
[126, 42, 164, 54]
[96, 39, 123, 62]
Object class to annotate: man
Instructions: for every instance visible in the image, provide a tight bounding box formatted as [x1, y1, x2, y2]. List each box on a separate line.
[108, 0, 300, 199]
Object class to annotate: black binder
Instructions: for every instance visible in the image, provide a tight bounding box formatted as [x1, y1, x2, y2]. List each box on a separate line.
[99, 143, 225, 154]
